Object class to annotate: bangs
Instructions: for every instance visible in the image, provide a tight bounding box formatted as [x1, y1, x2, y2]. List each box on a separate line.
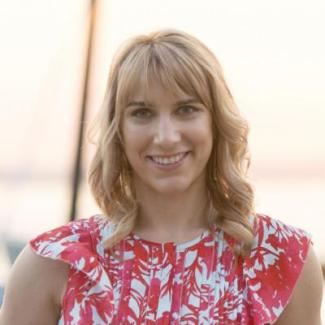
[115, 42, 212, 112]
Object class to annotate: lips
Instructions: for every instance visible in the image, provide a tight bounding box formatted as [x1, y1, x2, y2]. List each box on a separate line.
[147, 151, 189, 166]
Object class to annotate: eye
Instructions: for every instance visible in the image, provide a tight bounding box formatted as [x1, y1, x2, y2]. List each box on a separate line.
[131, 108, 152, 118]
[178, 105, 199, 115]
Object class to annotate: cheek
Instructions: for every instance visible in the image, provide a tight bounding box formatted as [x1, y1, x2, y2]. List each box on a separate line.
[190, 120, 213, 147]
[122, 124, 150, 158]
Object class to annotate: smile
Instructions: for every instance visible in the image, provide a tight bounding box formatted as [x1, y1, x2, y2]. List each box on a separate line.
[148, 152, 188, 165]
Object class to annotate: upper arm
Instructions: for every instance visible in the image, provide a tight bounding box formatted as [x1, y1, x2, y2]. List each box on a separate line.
[274, 244, 324, 325]
[0, 244, 70, 325]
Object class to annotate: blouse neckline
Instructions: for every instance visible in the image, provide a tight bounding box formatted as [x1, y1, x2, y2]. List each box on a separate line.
[129, 228, 213, 251]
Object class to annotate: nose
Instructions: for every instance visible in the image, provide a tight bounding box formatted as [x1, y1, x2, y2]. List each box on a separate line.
[153, 115, 181, 148]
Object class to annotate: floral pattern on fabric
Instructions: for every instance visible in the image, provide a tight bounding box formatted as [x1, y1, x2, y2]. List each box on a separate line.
[30, 214, 311, 325]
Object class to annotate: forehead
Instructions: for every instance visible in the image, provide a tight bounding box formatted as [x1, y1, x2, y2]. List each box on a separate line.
[125, 73, 198, 105]
[128, 77, 195, 104]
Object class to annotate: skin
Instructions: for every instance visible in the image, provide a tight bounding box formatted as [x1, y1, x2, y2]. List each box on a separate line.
[0, 245, 69, 324]
[274, 244, 323, 325]
[0, 80, 323, 324]
[121, 78, 213, 242]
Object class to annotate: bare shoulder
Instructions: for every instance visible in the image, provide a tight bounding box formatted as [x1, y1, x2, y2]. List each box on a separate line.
[275, 244, 324, 325]
[0, 244, 70, 325]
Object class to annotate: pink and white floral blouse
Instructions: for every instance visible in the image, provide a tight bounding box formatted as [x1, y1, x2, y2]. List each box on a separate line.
[30, 213, 312, 325]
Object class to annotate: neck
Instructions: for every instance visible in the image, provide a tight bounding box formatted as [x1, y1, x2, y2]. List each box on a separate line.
[132, 179, 211, 241]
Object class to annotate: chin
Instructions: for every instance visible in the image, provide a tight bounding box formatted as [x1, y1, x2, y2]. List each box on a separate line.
[150, 180, 192, 195]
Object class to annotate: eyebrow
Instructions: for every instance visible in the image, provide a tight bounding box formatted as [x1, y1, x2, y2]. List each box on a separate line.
[126, 98, 202, 108]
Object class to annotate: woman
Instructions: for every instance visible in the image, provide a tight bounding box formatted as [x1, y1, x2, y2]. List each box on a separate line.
[0, 29, 323, 324]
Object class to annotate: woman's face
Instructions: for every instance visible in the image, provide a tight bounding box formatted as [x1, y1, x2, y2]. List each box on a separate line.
[121, 78, 213, 195]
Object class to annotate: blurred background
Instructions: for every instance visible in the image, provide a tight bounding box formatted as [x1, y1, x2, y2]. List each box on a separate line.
[0, 0, 324, 314]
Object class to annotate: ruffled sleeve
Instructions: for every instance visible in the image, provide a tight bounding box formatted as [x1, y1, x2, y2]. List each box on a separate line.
[29, 215, 115, 324]
[243, 214, 312, 324]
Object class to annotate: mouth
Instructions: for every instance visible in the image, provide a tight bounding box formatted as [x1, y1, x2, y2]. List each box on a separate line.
[147, 151, 189, 166]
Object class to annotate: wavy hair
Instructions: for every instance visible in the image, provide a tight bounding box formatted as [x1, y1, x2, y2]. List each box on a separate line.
[87, 29, 256, 257]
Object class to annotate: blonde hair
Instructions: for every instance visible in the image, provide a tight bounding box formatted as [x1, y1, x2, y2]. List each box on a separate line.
[88, 29, 255, 256]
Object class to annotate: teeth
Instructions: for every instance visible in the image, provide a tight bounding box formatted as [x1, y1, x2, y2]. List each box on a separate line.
[151, 152, 186, 165]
